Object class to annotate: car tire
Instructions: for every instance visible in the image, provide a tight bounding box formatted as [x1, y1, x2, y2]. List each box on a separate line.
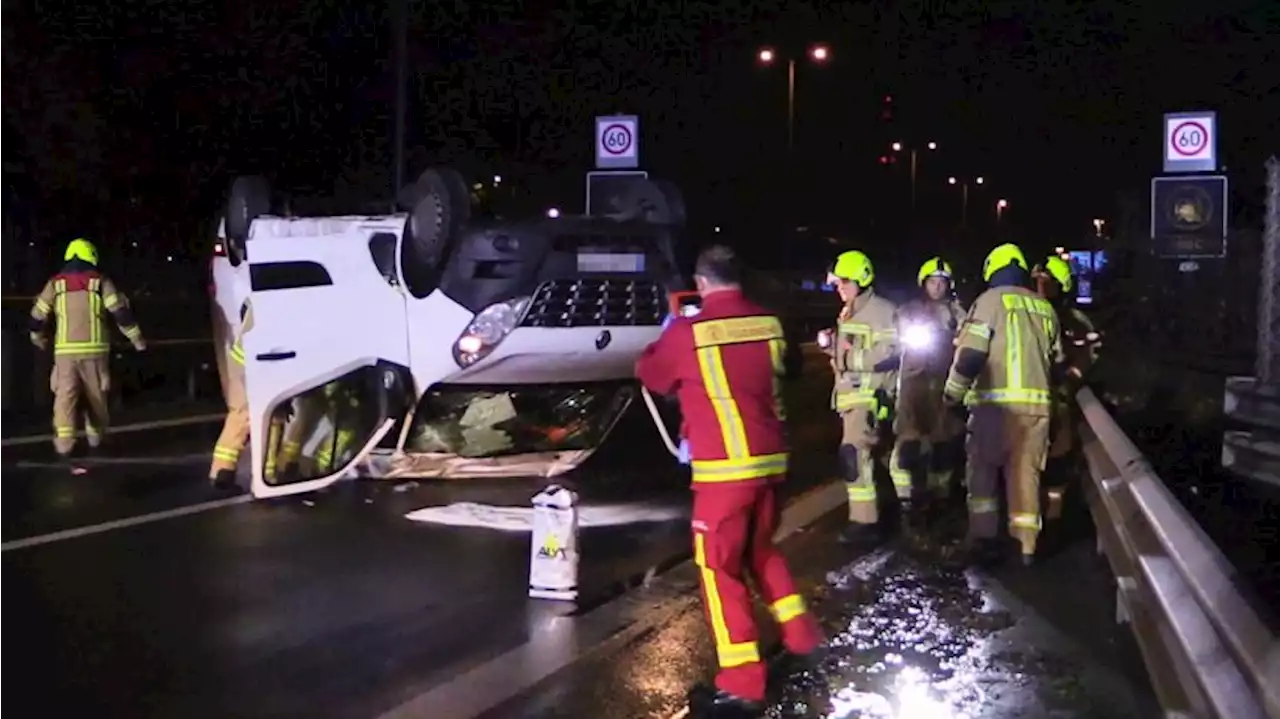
[405, 166, 471, 270]
[225, 176, 271, 266]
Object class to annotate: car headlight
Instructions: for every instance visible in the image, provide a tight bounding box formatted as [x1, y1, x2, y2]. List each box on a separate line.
[453, 296, 531, 367]
[901, 323, 934, 351]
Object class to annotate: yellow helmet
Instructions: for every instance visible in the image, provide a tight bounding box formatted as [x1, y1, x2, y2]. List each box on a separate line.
[829, 250, 875, 288]
[917, 257, 953, 286]
[1044, 255, 1074, 292]
[982, 243, 1028, 282]
[64, 238, 99, 266]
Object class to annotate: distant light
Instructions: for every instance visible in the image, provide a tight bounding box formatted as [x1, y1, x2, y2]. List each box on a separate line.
[891, 142, 903, 152]
[809, 45, 829, 62]
[132, 242, 139, 248]
[927, 141, 938, 150]
[546, 207, 561, 219]
[879, 155, 890, 165]
[214, 242, 224, 253]
[166, 255, 174, 262]
[883, 94, 892, 103]
[757, 48, 775, 64]
[713, 226, 721, 233]
[948, 176, 957, 185]
[997, 199, 1009, 208]
[493, 175, 502, 184]
[976, 176, 985, 184]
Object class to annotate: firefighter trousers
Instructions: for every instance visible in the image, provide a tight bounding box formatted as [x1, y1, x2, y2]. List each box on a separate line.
[692, 483, 822, 702]
[965, 410, 1050, 557]
[50, 355, 111, 456]
[840, 409, 881, 524]
[210, 363, 250, 479]
[890, 378, 964, 501]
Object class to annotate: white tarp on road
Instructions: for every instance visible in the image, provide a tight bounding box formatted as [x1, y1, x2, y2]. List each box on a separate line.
[404, 501, 687, 531]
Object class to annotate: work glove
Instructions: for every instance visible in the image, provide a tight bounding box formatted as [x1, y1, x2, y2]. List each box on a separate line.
[816, 327, 834, 351]
[867, 388, 894, 429]
[29, 332, 48, 351]
[676, 437, 691, 466]
[132, 338, 148, 352]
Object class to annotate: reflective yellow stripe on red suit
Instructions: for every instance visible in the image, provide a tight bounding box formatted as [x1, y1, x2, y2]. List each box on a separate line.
[690, 316, 789, 484]
[694, 533, 761, 668]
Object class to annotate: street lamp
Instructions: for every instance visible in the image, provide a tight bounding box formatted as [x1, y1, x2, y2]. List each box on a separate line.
[890, 140, 939, 209]
[947, 175, 986, 227]
[757, 44, 830, 161]
[996, 198, 1009, 222]
[546, 207, 561, 219]
[1093, 218, 1105, 236]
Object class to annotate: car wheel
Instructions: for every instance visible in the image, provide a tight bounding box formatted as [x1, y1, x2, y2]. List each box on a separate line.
[225, 176, 271, 266]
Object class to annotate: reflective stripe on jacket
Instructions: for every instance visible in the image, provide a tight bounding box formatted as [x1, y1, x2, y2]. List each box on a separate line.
[945, 286, 1064, 415]
[229, 301, 253, 365]
[831, 289, 898, 412]
[30, 269, 142, 356]
[635, 289, 789, 486]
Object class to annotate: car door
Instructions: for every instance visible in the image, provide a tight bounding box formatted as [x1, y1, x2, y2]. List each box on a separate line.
[242, 224, 413, 498]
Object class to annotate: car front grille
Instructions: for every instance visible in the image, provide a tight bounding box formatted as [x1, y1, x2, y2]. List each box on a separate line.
[521, 279, 664, 328]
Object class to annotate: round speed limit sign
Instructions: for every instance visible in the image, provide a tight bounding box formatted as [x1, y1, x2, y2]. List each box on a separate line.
[1170, 120, 1209, 157]
[601, 123, 633, 156]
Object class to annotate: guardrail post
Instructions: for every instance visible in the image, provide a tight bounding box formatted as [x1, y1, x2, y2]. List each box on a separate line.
[1259, 156, 1280, 384]
[1221, 157, 1280, 490]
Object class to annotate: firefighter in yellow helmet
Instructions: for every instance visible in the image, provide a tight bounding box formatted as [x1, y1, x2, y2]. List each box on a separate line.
[209, 299, 253, 491]
[891, 257, 968, 519]
[29, 238, 147, 470]
[819, 250, 899, 546]
[943, 243, 1066, 566]
[1033, 255, 1099, 520]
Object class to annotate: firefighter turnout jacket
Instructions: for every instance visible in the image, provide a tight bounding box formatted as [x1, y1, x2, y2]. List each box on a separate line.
[635, 288, 789, 486]
[831, 289, 898, 415]
[897, 297, 966, 380]
[944, 286, 1065, 414]
[30, 260, 145, 355]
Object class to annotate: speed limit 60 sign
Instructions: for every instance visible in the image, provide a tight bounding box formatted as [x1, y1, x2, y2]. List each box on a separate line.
[595, 115, 639, 169]
[1163, 111, 1217, 173]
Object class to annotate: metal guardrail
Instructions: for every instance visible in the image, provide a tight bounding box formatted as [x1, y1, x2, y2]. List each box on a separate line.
[1076, 386, 1280, 719]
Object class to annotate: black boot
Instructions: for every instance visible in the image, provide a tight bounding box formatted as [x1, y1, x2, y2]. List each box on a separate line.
[687, 684, 764, 719]
[838, 521, 887, 547]
[954, 537, 1006, 568]
[210, 469, 240, 493]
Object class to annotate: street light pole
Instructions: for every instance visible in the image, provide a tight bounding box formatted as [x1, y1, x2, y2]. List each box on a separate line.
[391, 0, 408, 197]
[759, 45, 828, 164]
[948, 175, 984, 228]
[892, 141, 937, 211]
[786, 58, 796, 162]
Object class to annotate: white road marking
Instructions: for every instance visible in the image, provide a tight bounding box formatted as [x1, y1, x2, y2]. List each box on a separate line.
[404, 501, 687, 530]
[1, 494, 252, 552]
[2, 413, 225, 447]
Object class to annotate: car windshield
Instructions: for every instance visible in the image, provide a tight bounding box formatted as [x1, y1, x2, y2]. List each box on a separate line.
[405, 385, 635, 458]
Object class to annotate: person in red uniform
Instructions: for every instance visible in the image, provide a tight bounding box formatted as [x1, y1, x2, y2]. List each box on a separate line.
[636, 245, 823, 719]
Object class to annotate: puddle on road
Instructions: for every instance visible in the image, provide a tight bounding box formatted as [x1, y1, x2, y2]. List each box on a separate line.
[766, 546, 1106, 719]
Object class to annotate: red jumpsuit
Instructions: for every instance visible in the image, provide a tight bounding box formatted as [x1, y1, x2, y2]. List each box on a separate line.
[636, 288, 822, 702]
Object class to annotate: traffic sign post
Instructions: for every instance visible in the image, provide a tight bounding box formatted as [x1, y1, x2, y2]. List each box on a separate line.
[1163, 111, 1217, 174]
[585, 170, 648, 216]
[595, 115, 639, 170]
[1150, 175, 1228, 258]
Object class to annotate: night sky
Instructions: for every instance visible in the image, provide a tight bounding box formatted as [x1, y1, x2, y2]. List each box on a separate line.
[3, 0, 1277, 289]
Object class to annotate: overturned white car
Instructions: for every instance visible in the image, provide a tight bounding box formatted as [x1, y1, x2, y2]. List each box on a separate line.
[210, 168, 690, 498]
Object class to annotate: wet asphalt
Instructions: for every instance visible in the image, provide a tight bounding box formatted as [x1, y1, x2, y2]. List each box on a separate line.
[486, 504, 1160, 719]
[0, 374, 838, 718]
